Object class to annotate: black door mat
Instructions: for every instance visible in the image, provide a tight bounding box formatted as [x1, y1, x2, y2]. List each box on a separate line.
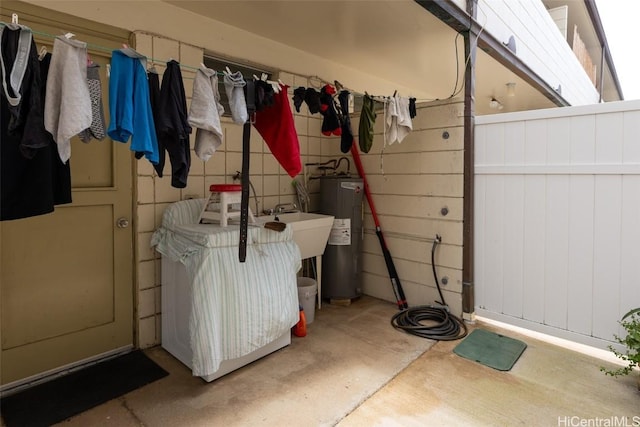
[453, 328, 527, 371]
[1, 350, 169, 427]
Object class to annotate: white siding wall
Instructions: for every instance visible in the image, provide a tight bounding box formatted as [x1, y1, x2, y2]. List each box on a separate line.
[361, 99, 465, 316]
[475, 100, 640, 350]
[450, 0, 468, 11]
[477, 0, 599, 106]
[548, 5, 568, 40]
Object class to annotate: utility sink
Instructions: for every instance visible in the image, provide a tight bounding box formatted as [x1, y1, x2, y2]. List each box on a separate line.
[256, 211, 334, 309]
[255, 212, 334, 259]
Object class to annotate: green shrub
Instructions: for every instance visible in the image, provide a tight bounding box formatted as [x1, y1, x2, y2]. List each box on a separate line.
[601, 308, 640, 377]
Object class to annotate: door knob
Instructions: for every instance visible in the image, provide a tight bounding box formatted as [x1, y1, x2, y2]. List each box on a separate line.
[116, 217, 130, 228]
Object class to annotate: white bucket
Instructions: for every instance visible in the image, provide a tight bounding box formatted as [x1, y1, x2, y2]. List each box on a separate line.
[297, 277, 317, 324]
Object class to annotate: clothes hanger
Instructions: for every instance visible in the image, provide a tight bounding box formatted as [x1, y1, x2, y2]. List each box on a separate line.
[308, 75, 324, 89]
[117, 43, 147, 70]
[119, 43, 145, 59]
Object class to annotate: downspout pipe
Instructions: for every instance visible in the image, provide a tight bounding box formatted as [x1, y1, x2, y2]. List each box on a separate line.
[461, 0, 477, 322]
[584, 0, 624, 101]
[416, 0, 479, 321]
[599, 44, 605, 103]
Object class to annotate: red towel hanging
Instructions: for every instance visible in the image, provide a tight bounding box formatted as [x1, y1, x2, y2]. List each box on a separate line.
[253, 84, 301, 178]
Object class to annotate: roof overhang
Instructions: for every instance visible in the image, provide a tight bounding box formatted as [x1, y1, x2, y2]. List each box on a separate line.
[161, 0, 583, 114]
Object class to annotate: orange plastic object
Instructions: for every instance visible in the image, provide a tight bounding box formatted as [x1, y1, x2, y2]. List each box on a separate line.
[292, 308, 307, 337]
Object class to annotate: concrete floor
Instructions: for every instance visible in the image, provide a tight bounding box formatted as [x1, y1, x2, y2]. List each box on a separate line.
[49, 296, 639, 426]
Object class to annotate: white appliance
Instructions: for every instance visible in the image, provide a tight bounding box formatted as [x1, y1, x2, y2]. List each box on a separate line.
[161, 257, 290, 382]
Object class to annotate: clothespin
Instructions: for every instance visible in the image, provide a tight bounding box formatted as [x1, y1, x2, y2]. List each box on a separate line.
[334, 80, 344, 91]
[261, 73, 268, 81]
[392, 90, 397, 97]
[38, 46, 48, 60]
[86, 53, 93, 66]
[253, 74, 260, 81]
[11, 13, 18, 24]
[122, 43, 129, 49]
[267, 80, 280, 93]
[200, 62, 207, 70]
[64, 32, 75, 39]
[106, 63, 111, 78]
[225, 66, 232, 75]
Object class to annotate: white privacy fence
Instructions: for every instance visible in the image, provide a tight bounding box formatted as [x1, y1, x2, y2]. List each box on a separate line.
[475, 101, 640, 349]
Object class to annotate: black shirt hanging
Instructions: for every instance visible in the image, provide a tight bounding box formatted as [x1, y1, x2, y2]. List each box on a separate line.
[1, 24, 68, 221]
[156, 60, 192, 188]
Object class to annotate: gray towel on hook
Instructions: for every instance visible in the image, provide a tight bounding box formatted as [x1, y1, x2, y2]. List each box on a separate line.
[44, 36, 91, 162]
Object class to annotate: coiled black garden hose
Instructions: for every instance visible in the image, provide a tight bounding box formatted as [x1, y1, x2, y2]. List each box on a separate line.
[390, 235, 468, 341]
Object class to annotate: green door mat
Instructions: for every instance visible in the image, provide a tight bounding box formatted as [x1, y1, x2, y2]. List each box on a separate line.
[453, 328, 527, 371]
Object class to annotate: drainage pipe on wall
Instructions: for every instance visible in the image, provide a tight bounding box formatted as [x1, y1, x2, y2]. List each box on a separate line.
[461, 0, 478, 322]
[415, 0, 572, 323]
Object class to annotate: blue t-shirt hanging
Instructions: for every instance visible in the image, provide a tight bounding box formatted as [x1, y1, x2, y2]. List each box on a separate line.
[108, 48, 159, 164]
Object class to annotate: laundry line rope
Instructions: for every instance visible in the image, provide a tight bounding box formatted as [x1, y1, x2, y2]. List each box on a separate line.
[21, 23, 439, 103]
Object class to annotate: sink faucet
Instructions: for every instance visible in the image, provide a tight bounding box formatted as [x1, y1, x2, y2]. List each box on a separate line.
[274, 202, 298, 213]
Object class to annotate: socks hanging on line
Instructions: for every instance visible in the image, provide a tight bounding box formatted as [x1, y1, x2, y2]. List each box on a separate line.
[338, 90, 353, 153]
[304, 87, 321, 114]
[358, 94, 376, 153]
[78, 63, 106, 143]
[188, 66, 224, 163]
[319, 84, 341, 136]
[254, 79, 275, 111]
[292, 86, 306, 112]
[222, 69, 249, 124]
